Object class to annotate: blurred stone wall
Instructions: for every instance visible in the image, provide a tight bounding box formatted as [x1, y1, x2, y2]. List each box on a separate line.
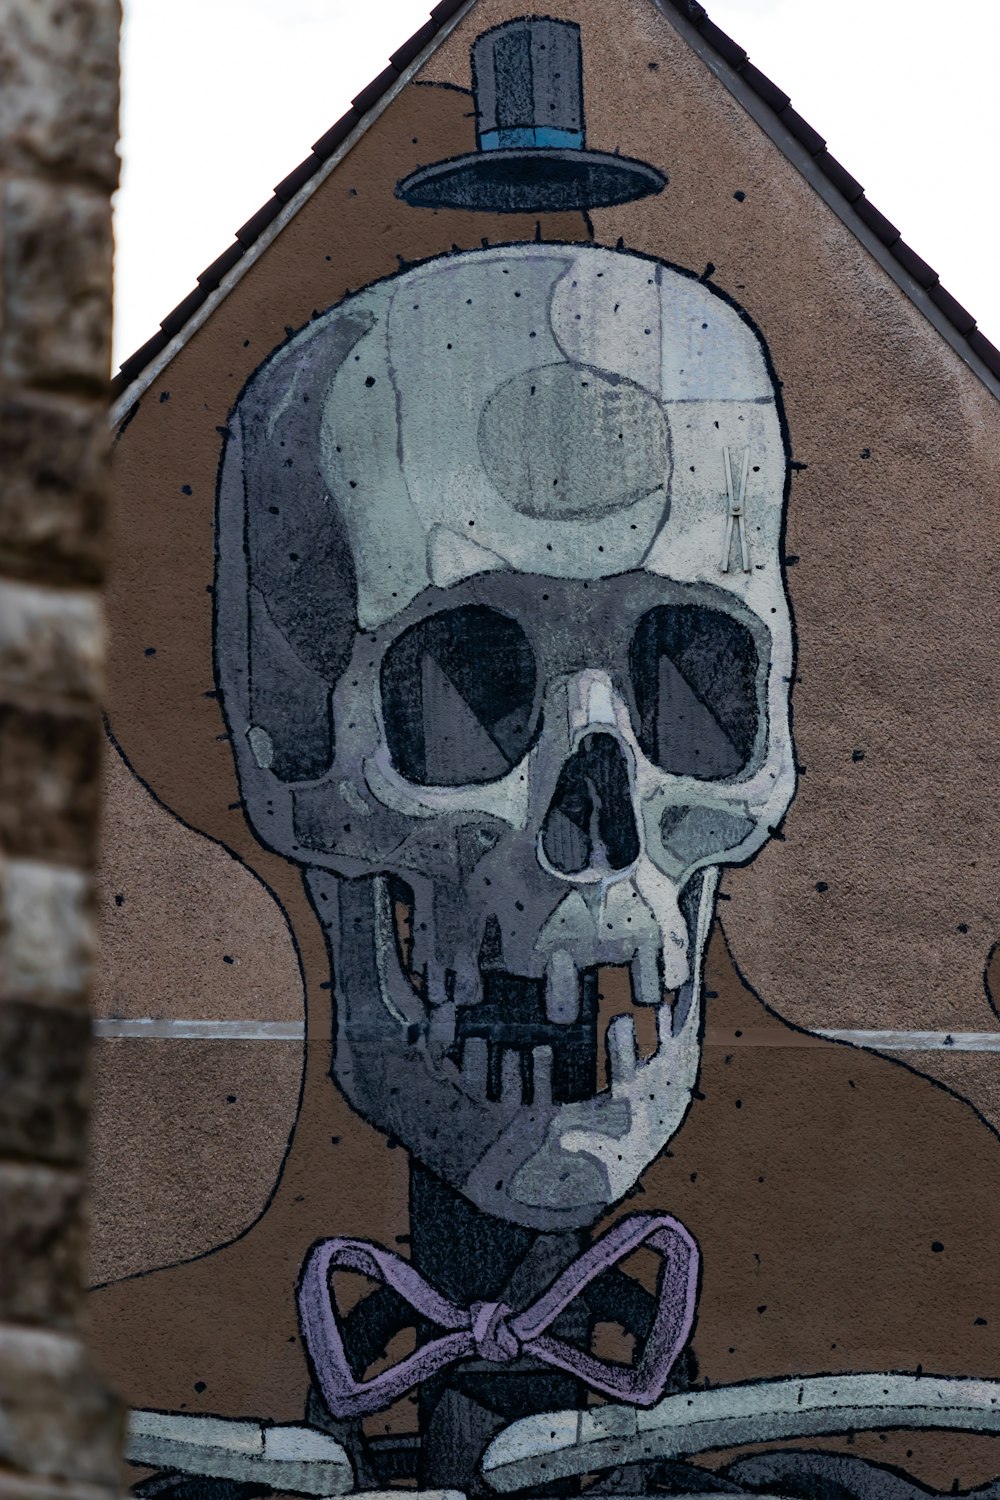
[0, 1, 123, 1494]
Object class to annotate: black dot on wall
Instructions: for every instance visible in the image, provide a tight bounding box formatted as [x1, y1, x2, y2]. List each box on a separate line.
[365, 376, 376, 388]
[181, 484, 192, 495]
[194, 1381, 206, 1393]
[226, 1095, 237, 1104]
[733, 190, 746, 202]
[223, 955, 234, 965]
[975, 1317, 988, 1325]
[931, 1241, 944, 1253]
[159, 390, 170, 403]
[860, 448, 871, 460]
[114, 893, 124, 907]
[815, 881, 829, 893]
[957, 923, 969, 933]
[852, 749, 865, 762]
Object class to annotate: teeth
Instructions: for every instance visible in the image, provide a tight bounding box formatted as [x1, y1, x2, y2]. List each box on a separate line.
[427, 1001, 456, 1048]
[462, 1038, 488, 1097]
[669, 978, 698, 1039]
[532, 1046, 553, 1107]
[501, 1049, 522, 1102]
[607, 1014, 638, 1086]
[545, 950, 580, 1024]
[424, 966, 449, 1008]
[449, 962, 482, 1009]
[630, 944, 662, 1007]
[660, 990, 691, 1046]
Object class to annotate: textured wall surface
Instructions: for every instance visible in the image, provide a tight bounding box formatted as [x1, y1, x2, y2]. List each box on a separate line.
[0, 1, 123, 1494]
[91, 0, 1000, 1492]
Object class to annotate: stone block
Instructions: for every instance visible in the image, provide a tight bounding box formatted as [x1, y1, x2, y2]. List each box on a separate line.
[0, 999, 90, 1165]
[0, 702, 100, 865]
[2, 179, 113, 390]
[0, 580, 102, 700]
[0, 1326, 122, 1484]
[0, 394, 106, 584]
[0, 860, 93, 998]
[0, 1161, 85, 1329]
[0, 0, 120, 190]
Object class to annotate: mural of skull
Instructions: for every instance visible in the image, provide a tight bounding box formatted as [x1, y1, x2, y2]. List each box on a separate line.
[216, 241, 795, 1230]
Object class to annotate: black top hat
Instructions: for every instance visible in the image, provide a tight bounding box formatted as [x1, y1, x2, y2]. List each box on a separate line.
[397, 16, 666, 214]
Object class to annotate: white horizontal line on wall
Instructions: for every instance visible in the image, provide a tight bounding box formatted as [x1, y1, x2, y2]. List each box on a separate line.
[92, 1019, 305, 1040]
[90, 1020, 1000, 1051]
[816, 1029, 1000, 1051]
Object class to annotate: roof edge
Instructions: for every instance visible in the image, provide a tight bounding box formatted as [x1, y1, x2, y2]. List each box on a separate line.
[110, 0, 1000, 419]
[110, 0, 477, 423]
[656, 0, 1000, 401]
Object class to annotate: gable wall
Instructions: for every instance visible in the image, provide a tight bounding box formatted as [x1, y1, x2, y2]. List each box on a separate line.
[95, 2, 1000, 1485]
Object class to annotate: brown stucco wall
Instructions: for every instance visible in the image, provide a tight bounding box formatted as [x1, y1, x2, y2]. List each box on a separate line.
[0, 0, 123, 1493]
[93, 0, 1000, 1488]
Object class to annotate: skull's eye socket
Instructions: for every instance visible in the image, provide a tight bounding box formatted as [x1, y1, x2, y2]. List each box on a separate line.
[630, 604, 760, 779]
[381, 605, 537, 786]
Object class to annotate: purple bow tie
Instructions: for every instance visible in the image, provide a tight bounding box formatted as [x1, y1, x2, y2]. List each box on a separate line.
[297, 1212, 699, 1419]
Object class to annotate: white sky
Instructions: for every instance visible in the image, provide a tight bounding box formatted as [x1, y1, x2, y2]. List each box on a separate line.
[114, 0, 1000, 370]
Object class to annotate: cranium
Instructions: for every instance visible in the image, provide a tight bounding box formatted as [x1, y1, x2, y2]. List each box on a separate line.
[216, 242, 795, 1230]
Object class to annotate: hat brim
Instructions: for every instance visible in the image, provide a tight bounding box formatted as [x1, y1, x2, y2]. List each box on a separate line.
[396, 149, 667, 214]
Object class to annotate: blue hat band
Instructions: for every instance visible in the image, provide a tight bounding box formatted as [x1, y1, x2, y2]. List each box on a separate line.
[479, 126, 585, 152]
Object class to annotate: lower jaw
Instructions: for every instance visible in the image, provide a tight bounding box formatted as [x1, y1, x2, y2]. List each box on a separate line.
[459, 978, 702, 1227]
[323, 869, 715, 1230]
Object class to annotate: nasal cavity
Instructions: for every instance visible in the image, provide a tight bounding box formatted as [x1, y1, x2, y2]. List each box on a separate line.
[541, 732, 641, 877]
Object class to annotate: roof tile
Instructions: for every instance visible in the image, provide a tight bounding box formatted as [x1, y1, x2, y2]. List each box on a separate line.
[352, 65, 400, 115]
[738, 62, 790, 114]
[312, 109, 362, 160]
[430, 0, 467, 23]
[891, 239, 938, 290]
[274, 154, 324, 202]
[391, 20, 440, 71]
[929, 283, 976, 336]
[814, 151, 863, 203]
[854, 196, 900, 247]
[160, 287, 209, 337]
[117, 330, 171, 388]
[777, 105, 825, 157]
[967, 329, 1000, 378]
[197, 242, 245, 289]
[235, 197, 284, 245]
[672, 0, 708, 23]
[697, 19, 747, 68]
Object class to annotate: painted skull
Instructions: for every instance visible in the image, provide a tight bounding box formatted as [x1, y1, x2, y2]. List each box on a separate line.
[216, 242, 795, 1230]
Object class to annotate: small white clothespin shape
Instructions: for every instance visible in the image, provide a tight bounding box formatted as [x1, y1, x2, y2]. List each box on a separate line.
[720, 446, 751, 574]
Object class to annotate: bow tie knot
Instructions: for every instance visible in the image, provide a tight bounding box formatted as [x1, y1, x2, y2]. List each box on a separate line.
[470, 1300, 521, 1363]
[297, 1212, 699, 1420]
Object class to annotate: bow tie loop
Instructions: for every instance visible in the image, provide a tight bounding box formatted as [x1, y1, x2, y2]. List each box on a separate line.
[297, 1212, 699, 1420]
[470, 1300, 521, 1363]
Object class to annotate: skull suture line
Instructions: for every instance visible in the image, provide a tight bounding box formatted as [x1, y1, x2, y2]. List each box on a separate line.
[216, 243, 795, 1231]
